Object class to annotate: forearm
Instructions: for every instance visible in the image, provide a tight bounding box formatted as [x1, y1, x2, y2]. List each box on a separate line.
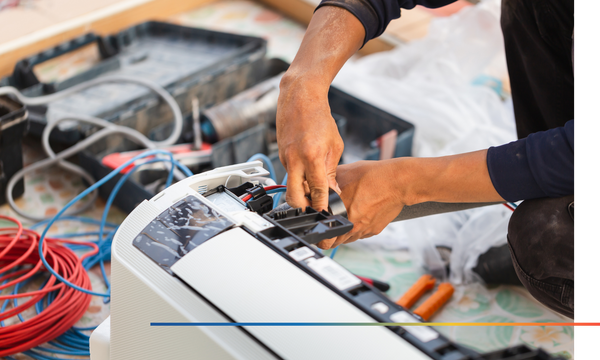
[328, 150, 501, 248]
[395, 150, 505, 206]
[276, 6, 363, 210]
[280, 6, 364, 96]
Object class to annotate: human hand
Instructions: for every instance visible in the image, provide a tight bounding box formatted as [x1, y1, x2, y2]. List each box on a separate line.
[317, 160, 406, 249]
[276, 75, 344, 211]
[316, 149, 506, 249]
[274, 4, 365, 212]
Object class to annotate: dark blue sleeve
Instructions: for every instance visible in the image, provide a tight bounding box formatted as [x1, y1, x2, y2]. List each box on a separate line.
[316, 0, 457, 45]
[487, 120, 574, 202]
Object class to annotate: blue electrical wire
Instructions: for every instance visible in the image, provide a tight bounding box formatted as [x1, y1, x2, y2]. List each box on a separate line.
[25, 152, 286, 358]
[247, 153, 276, 182]
[246, 153, 288, 204]
[36, 150, 189, 297]
[24, 349, 76, 360]
[273, 173, 287, 206]
[96, 157, 189, 301]
[21, 153, 193, 359]
[265, 188, 287, 195]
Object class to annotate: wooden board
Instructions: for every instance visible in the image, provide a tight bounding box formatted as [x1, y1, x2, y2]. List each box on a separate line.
[0, 0, 440, 79]
[0, 0, 218, 78]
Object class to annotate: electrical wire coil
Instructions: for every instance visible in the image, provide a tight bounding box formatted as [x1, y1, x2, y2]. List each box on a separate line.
[0, 215, 96, 357]
[1, 75, 185, 222]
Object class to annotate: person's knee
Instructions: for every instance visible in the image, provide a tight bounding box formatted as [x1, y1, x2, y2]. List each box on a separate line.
[507, 195, 574, 318]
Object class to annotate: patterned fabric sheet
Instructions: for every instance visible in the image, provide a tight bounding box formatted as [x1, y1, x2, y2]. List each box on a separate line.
[0, 0, 573, 359]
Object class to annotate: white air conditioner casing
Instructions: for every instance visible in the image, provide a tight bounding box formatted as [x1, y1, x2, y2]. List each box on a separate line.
[89, 162, 459, 360]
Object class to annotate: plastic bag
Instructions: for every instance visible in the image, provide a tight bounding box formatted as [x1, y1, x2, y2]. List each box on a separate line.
[333, 0, 514, 156]
[448, 206, 511, 284]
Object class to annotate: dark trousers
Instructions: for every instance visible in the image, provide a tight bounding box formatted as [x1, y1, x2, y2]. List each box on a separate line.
[501, 0, 574, 138]
[474, 197, 574, 318]
[476, 0, 574, 318]
[507, 196, 574, 318]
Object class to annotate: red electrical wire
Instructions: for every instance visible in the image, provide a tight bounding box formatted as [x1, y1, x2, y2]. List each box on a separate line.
[0, 215, 96, 357]
[241, 185, 286, 202]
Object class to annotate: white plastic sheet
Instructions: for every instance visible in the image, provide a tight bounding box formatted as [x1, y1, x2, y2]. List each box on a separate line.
[335, 0, 517, 284]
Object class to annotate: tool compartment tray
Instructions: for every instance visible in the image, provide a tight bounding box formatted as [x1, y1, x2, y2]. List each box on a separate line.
[79, 57, 415, 212]
[3, 21, 267, 149]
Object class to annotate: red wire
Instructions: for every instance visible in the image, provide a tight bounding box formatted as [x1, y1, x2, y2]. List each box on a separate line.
[264, 185, 287, 190]
[241, 185, 286, 202]
[0, 215, 95, 357]
[503, 203, 515, 212]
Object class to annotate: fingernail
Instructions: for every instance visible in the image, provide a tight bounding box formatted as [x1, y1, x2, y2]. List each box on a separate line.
[335, 184, 342, 194]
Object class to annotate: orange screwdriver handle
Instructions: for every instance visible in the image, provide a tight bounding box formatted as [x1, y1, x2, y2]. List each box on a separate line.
[413, 283, 454, 321]
[396, 274, 436, 309]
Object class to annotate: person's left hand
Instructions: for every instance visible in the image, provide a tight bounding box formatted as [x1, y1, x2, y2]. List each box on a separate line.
[316, 160, 406, 249]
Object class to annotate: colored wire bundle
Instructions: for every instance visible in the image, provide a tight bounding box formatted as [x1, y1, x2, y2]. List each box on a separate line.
[246, 154, 289, 206]
[22, 217, 116, 359]
[503, 202, 518, 212]
[0, 215, 97, 357]
[0, 73, 197, 357]
[33, 150, 190, 298]
[0, 151, 192, 359]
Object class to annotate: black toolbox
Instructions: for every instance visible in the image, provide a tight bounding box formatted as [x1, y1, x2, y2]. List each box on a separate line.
[78, 56, 415, 212]
[3, 21, 414, 212]
[1, 21, 267, 151]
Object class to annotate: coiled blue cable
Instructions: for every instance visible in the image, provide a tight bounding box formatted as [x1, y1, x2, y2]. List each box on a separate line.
[21, 153, 193, 358]
[37, 150, 190, 297]
[25, 152, 290, 358]
[96, 157, 190, 301]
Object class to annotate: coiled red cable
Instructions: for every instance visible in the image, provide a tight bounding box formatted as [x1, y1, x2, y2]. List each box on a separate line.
[0, 215, 96, 357]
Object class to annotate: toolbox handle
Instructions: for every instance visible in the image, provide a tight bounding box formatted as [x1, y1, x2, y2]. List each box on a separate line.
[9, 33, 118, 91]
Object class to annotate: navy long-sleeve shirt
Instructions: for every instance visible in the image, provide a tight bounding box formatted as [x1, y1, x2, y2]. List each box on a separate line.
[318, 0, 574, 201]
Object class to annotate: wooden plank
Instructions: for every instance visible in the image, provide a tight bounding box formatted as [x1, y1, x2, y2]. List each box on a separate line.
[0, 0, 437, 79]
[0, 0, 217, 78]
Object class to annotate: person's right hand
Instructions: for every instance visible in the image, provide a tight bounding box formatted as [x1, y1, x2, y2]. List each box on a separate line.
[276, 73, 344, 211]
[273, 5, 365, 211]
